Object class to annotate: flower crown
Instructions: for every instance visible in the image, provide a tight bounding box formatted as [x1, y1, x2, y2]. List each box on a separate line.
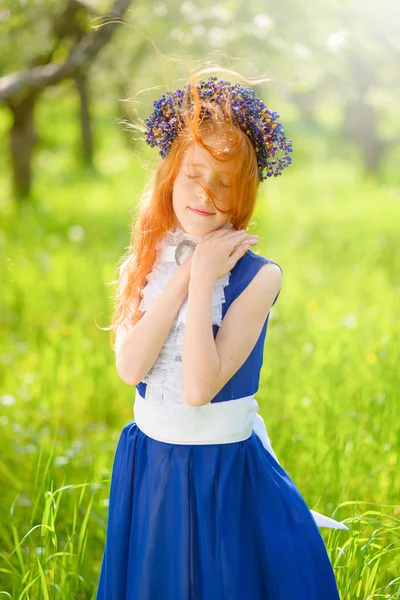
[144, 76, 293, 181]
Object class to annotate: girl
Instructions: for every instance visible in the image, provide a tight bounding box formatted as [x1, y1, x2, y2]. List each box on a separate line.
[96, 72, 348, 599]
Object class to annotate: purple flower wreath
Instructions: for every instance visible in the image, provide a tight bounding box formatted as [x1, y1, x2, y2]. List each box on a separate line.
[144, 76, 293, 181]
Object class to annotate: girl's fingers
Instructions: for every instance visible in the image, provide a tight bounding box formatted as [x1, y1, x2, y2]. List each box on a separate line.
[230, 242, 250, 256]
[203, 229, 258, 249]
[211, 228, 258, 241]
[229, 231, 258, 243]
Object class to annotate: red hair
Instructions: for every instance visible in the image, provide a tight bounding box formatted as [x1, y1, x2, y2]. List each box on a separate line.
[105, 69, 261, 350]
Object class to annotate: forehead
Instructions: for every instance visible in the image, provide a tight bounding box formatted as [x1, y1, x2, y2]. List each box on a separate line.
[182, 142, 234, 175]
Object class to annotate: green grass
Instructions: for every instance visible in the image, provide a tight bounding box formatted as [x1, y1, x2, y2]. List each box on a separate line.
[0, 95, 399, 598]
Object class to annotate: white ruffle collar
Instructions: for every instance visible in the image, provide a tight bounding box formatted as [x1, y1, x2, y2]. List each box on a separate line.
[138, 222, 233, 328]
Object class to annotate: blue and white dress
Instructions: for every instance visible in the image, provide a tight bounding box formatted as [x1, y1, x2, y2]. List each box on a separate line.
[96, 224, 348, 600]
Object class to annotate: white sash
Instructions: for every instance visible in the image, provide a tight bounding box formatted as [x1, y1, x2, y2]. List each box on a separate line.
[134, 388, 259, 445]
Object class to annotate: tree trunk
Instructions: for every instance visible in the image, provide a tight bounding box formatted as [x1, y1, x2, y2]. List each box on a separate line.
[342, 49, 383, 174]
[343, 99, 383, 174]
[75, 72, 94, 166]
[1, 0, 133, 201]
[9, 93, 38, 200]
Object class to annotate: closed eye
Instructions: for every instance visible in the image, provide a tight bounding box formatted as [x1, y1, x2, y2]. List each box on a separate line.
[187, 174, 230, 189]
[218, 180, 231, 189]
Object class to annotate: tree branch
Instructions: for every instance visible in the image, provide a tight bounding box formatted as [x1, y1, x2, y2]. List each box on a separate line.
[0, 0, 132, 103]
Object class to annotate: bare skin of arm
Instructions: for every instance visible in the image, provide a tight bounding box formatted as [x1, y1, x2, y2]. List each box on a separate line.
[182, 261, 282, 406]
[116, 262, 191, 386]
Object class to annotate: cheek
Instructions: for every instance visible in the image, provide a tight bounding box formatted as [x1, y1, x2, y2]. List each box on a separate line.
[176, 176, 196, 195]
[172, 180, 190, 207]
[180, 176, 196, 191]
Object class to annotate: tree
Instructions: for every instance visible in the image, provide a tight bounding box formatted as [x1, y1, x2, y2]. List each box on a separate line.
[0, 0, 133, 200]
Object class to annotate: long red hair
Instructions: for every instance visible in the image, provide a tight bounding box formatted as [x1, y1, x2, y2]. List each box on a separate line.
[106, 69, 261, 350]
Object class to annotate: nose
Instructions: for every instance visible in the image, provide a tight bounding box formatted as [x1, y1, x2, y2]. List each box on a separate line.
[196, 189, 213, 206]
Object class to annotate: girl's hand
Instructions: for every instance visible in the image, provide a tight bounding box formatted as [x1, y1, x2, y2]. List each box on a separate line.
[191, 228, 259, 281]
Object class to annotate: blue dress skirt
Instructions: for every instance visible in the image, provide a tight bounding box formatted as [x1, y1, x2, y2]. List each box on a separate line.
[96, 410, 344, 599]
[96, 250, 347, 599]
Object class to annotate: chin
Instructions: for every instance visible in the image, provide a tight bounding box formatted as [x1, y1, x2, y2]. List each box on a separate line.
[186, 226, 207, 236]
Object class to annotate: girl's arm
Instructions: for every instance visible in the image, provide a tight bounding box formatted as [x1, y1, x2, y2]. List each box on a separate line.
[182, 262, 282, 406]
[116, 262, 191, 386]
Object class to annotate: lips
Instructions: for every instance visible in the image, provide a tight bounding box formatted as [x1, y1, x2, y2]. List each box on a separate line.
[189, 206, 215, 216]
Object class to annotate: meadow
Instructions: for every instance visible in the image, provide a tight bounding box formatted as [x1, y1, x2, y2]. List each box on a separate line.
[0, 95, 399, 598]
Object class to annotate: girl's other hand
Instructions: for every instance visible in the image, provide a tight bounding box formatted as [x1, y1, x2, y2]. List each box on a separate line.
[191, 228, 259, 281]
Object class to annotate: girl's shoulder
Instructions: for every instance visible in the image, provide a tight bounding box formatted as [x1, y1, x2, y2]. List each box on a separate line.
[231, 249, 282, 307]
[239, 248, 282, 276]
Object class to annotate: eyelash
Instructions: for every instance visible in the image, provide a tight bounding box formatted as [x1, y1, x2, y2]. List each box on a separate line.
[186, 175, 230, 188]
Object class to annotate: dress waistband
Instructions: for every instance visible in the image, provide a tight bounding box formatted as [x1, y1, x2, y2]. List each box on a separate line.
[134, 388, 261, 445]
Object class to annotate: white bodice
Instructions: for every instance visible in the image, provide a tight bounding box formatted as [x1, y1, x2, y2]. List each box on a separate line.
[117, 223, 233, 405]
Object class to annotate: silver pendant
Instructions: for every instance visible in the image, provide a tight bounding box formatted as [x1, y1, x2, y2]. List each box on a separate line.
[175, 239, 196, 265]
